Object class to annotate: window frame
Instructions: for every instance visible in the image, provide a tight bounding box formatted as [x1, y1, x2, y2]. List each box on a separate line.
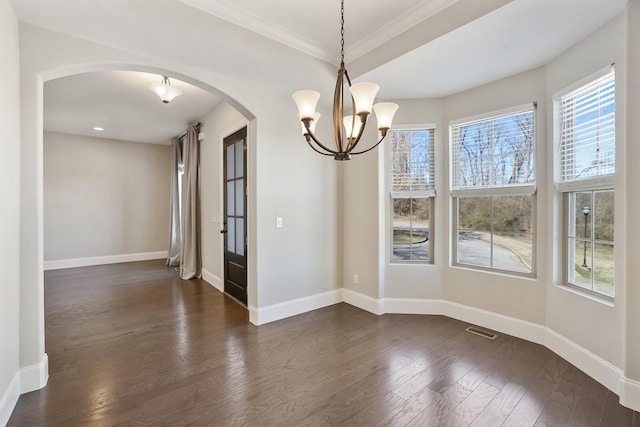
[554, 65, 616, 300]
[562, 190, 615, 299]
[387, 125, 436, 265]
[451, 194, 537, 277]
[449, 103, 537, 278]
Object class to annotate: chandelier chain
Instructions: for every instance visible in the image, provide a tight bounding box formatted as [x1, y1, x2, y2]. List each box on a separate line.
[340, 0, 345, 63]
[292, 0, 398, 160]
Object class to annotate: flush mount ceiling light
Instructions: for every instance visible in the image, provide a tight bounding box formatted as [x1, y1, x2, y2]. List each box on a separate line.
[292, 0, 398, 161]
[149, 75, 183, 104]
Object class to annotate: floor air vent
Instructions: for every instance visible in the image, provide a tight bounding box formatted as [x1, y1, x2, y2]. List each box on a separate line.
[465, 326, 498, 340]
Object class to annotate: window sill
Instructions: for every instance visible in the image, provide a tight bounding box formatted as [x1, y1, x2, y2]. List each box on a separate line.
[389, 261, 434, 266]
[450, 263, 537, 281]
[554, 282, 614, 307]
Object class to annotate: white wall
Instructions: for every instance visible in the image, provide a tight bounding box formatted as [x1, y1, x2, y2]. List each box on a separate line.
[342, 133, 383, 299]
[341, 11, 637, 408]
[13, 1, 639, 415]
[0, 0, 22, 423]
[346, 14, 624, 342]
[43, 132, 171, 263]
[343, 68, 548, 323]
[341, 98, 447, 302]
[442, 67, 548, 325]
[254, 116, 340, 308]
[199, 103, 248, 290]
[544, 16, 625, 368]
[18, 17, 340, 385]
[625, 0, 640, 388]
[384, 98, 445, 300]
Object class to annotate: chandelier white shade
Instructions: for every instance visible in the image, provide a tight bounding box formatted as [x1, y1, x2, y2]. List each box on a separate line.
[349, 82, 379, 114]
[149, 75, 183, 104]
[292, 90, 320, 119]
[292, 0, 398, 161]
[373, 102, 399, 130]
[342, 115, 362, 140]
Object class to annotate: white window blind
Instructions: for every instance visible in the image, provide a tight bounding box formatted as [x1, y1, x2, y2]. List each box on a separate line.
[558, 70, 615, 190]
[390, 129, 435, 197]
[451, 106, 536, 196]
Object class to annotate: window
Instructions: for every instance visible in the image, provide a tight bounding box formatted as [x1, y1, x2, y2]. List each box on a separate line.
[556, 68, 615, 297]
[390, 128, 435, 263]
[451, 105, 536, 275]
[567, 191, 614, 295]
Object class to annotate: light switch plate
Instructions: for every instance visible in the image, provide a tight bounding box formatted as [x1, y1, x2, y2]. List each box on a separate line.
[276, 217, 283, 228]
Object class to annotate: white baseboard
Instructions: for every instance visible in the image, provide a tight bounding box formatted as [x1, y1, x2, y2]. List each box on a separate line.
[201, 269, 223, 292]
[379, 297, 546, 344]
[222, 286, 639, 411]
[0, 372, 20, 427]
[44, 251, 168, 270]
[444, 301, 547, 345]
[385, 298, 445, 315]
[545, 328, 623, 395]
[249, 289, 343, 326]
[620, 376, 640, 411]
[249, 306, 259, 325]
[20, 354, 48, 394]
[342, 288, 384, 315]
[345, 292, 638, 412]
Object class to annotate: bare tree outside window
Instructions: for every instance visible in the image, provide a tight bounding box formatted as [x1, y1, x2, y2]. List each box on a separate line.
[454, 111, 535, 188]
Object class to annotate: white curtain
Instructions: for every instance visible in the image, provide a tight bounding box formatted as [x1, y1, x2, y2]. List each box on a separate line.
[166, 138, 182, 267]
[179, 125, 201, 279]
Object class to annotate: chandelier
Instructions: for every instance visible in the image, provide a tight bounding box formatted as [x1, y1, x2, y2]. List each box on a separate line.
[292, 0, 399, 161]
[149, 75, 183, 104]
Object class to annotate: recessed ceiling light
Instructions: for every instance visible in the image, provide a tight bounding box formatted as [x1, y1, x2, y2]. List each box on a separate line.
[93, 127, 104, 131]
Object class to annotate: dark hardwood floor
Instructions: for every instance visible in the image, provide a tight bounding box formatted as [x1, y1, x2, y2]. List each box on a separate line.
[8, 260, 640, 426]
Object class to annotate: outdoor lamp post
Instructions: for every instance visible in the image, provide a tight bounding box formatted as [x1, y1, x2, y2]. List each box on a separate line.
[582, 205, 591, 268]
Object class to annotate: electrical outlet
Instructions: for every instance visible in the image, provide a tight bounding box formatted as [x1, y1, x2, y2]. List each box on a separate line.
[353, 274, 359, 284]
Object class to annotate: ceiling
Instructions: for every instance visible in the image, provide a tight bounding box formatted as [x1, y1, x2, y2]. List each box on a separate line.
[44, 71, 221, 145]
[24, 0, 625, 144]
[177, 0, 461, 63]
[362, 0, 626, 99]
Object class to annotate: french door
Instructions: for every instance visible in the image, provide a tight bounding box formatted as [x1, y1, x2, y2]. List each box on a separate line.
[222, 128, 247, 305]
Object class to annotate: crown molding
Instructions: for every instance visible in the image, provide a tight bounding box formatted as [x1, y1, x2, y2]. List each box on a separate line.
[178, 0, 460, 65]
[177, 0, 333, 63]
[347, 0, 458, 62]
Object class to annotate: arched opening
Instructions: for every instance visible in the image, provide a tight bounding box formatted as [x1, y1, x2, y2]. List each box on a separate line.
[22, 62, 258, 393]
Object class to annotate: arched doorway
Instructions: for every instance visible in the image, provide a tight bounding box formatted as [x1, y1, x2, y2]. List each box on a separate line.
[20, 62, 257, 394]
